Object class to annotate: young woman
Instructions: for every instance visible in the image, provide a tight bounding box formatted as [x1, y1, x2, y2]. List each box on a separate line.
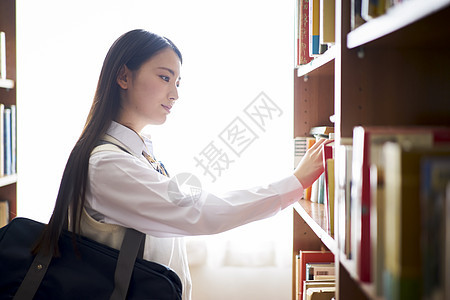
[37, 29, 329, 299]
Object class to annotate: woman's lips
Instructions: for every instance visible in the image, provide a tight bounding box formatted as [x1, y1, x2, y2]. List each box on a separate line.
[161, 104, 172, 113]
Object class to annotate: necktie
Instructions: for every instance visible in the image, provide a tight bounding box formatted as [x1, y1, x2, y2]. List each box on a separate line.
[142, 151, 169, 177]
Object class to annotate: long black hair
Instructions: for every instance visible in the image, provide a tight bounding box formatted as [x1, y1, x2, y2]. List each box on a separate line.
[34, 29, 182, 255]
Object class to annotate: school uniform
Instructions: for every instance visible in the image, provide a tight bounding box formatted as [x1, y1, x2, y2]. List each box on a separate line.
[83, 121, 303, 300]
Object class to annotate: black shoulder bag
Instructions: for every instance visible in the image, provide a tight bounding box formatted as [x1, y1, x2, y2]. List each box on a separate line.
[0, 140, 182, 300]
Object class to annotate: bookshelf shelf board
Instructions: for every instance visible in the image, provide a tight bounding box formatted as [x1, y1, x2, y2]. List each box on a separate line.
[296, 46, 336, 77]
[0, 174, 17, 188]
[0, 78, 14, 89]
[293, 200, 336, 253]
[347, 0, 450, 48]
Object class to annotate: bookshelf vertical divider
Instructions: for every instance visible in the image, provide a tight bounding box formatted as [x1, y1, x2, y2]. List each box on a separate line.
[292, 0, 450, 299]
[0, 0, 17, 223]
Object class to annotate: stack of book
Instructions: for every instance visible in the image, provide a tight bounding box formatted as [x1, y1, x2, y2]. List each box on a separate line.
[294, 137, 308, 169]
[295, 250, 335, 300]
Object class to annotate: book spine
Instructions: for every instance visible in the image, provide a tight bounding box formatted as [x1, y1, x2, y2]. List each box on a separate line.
[299, 0, 313, 65]
[420, 157, 450, 299]
[0, 199, 9, 227]
[351, 126, 371, 282]
[327, 158, 335, 236]
[3, 107, 11, 175]
[10, 105, 16, 174]
[319, 0, 335, 44]
[0, 104, 4, 177]
[304, 138, 316, 200]
[309, 0, 320, 56]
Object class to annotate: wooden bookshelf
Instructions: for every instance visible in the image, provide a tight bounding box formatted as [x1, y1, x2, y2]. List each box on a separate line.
[292, 0, 450, 299]
[347, 0, 450, 48]
[293, 200, 336, 253]
[0, 0, 17, 223]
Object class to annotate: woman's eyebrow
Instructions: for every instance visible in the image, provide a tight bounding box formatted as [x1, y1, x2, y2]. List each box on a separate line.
[157, 67, 175, 76]
[157, 67, 181, 81]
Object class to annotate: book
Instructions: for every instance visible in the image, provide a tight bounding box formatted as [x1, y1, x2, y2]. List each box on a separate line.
[295, 137, 309, 169]
[0, 200, 9, 227]
[0, 32, 6, 79]
[309, 0, 320, 56]
[382, 144, 450, 300]
[304, 137, 317, 200]
[306, 262, 335, 280]
[351, 0, 366, 30]
[351, 126, 450, 283]
[317, 172, 325, 204]
[336, 142, 353, 259]
[310, 126, 334, 138]
[446, 183, 450, 300]
[305, 286, 335, 300]
[370, 162, 385, 296]
[297, 0, 314, 66]
[3, 107, 11, 175]
[361, 0, 387, 21]
[319, 0, 335, 44]
[10, 105, 16, 174]
[311, 174, 320, 203]
[322, 141, 334, 235]
[298, 250, 334, 299]
[326, 158, 334, 236]
[296, 254, 301, 299]
[420, 156, 450, 300]
[0, 104, 4, 177]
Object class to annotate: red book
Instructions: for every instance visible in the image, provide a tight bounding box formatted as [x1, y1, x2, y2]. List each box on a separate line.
[299, 0, 313, 65]
[298, 250, 334, 299]
[322, 141, 334, 234]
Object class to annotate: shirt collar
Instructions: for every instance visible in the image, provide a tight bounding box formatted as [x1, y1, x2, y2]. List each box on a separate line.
[105, 121, 154, 157]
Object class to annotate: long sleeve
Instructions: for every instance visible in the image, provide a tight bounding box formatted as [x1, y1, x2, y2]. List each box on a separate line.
[86, 148, 303, 238]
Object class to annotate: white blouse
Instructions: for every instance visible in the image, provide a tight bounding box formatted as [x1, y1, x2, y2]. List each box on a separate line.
[85, 121, 303, 300]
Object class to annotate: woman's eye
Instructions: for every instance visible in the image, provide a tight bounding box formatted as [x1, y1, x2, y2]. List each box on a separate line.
[160, 75, 170, 82]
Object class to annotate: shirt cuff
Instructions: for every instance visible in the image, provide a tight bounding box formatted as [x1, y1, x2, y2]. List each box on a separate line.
[270, 174, 304, 210]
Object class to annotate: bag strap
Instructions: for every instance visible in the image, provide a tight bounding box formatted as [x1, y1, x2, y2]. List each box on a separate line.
[110, 229, 146, 300]
[14, 137, 147, 300]
[13, 251, 52, 300]
[14, 228, 145, 300]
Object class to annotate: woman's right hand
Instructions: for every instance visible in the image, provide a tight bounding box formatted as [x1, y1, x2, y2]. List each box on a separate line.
[293, 138, 331, 189]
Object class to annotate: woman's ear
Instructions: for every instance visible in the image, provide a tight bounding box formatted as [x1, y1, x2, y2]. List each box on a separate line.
[117, 65, 130, 89]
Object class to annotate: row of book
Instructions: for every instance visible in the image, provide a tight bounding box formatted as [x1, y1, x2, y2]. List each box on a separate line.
[294, 0, 335, 67]
[296, 126, 450, 299]
[0, 104, 16, 176]
[348, 126, 450, 300]
[295, 126, 335, 237]
[0, 199, 9, 227]
[295, 250, 335, 300]
[352, 0, 412, 30]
